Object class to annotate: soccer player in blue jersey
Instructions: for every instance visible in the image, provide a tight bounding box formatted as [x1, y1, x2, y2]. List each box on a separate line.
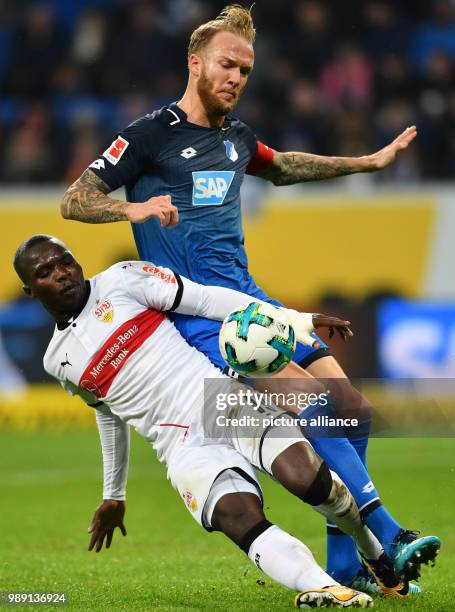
[61, 4, 439, 594]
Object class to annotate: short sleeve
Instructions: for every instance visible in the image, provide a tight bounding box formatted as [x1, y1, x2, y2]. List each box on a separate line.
[88, 115, 161, 191]
[237, 121, 258, 160]
[235, 120, 274, 175]
[246, 141, 275, 176]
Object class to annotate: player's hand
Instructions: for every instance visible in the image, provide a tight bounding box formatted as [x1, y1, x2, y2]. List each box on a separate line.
[126, 195, 179, 227]
[312, 314, 353, 349]
[284, 310, 353, 348]
[366, 126, 417, 171]
[88, 499, 127, 552]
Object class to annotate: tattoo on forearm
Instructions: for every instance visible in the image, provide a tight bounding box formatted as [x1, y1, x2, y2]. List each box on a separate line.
[61, 170, 128, 223]
[263, 152, 364, 186]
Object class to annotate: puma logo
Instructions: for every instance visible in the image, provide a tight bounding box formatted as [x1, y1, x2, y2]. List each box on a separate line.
[61, 354, 72, 368]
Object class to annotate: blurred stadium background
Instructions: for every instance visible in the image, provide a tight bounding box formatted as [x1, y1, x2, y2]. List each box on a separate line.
[3, 0, 455, 403]
[1, 2, 455, 608]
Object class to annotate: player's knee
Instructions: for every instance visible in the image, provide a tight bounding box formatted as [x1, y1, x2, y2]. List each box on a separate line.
[211, 492, 265, 545]
[344, 385, 372, 424]
[282, 378, 327, 414]
[300, 461, 334, 505]
[302, 461, 335, 505]
[329, 379, 372, 425]
[274, 456, 333, 506]
[271, 440, 326, 500]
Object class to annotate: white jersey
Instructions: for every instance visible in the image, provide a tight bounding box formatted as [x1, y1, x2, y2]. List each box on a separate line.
[44, 261, 249, 463]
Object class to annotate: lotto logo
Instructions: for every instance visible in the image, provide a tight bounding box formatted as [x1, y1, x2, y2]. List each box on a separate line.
[192, 171, 235, 206]
[89, 159, 105, 170]
[181, 147, 197, 159]
[362, 481, 375, 494]
[103, 136, 129, 165]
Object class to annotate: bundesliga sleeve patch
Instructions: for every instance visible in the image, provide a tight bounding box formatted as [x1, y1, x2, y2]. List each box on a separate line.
[103, 136, 129, 165]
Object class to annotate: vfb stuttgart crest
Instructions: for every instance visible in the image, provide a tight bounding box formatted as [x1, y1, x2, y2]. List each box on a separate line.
[93, 298, 114, 323]
[183, 489, 198, 513]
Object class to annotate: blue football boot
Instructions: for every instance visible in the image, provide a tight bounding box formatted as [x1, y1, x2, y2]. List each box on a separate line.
[391, 529, 441, 581]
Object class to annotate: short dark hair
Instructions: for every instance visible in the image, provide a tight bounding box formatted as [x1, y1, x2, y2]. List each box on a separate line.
[13, 234, 56, 283]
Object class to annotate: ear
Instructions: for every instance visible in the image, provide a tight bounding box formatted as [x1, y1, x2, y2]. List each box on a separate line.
[188, 53, 201, 78]
[22, 285, 32, 298]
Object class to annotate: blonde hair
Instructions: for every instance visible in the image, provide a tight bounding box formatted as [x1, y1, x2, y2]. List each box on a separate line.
[188, 4, 256, 55]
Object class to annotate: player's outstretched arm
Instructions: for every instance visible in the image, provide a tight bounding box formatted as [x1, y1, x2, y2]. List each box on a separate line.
[61, 169, 178, 226]
[88, 499, 127, 552]
[172, 276, 353, 347]
[258, 126, 417, 186]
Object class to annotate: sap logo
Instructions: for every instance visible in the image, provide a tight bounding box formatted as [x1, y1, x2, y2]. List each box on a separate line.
[192, 171, 235, 206]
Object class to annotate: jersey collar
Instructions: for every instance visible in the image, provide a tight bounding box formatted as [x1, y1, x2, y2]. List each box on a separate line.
[56, 281, 91, 330]
[169, 102, 232, 131]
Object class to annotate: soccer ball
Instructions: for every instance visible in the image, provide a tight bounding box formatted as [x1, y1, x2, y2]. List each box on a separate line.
[219, 302, 296, 377]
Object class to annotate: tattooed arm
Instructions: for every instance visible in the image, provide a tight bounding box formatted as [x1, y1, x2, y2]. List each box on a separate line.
[61, 169, 179, 226]
[259, 126, 417, 186]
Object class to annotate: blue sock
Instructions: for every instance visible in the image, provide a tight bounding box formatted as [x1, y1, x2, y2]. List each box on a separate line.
[348, 399, 371, 468]
[341, 413, 402, 555]
[325, 524, 360, 583]
[327, 392, 371, 580]
[299, 397, 401, 564]
[364, 507, 402, 556]
[350, 434, 368, 467]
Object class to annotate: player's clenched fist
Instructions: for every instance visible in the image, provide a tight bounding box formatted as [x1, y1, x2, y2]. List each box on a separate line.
[126, 195, 179, 226]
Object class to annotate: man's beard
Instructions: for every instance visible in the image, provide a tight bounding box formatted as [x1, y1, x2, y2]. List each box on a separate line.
[197, 69, 239, 117]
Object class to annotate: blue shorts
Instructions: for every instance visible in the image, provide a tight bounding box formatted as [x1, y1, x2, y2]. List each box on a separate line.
[170, 288, 330, 372]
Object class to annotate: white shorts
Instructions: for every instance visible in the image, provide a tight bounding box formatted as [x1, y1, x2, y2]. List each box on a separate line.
[166, 399, 309, 529]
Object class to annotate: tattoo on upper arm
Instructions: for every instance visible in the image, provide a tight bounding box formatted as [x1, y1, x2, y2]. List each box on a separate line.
[261, 152, 360, 186]
[61, 169, 129, 223]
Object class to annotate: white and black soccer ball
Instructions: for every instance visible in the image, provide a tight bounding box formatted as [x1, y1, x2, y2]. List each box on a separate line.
[219, 302, 296, 377]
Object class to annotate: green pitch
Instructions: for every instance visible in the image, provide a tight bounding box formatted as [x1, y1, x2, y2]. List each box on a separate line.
[2, 431, 454, 611]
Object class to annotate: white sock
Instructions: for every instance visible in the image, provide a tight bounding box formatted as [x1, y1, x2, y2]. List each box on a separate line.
[315, 471, 383, 560]
[247, 525, 337, 591]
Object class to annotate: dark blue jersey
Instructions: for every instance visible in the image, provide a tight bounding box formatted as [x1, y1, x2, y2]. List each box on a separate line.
[90, 102, 329, 370]
[91, 102, 261, 290]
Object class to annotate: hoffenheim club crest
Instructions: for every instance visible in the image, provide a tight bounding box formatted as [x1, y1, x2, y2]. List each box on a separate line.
[223, 140, 238, 162]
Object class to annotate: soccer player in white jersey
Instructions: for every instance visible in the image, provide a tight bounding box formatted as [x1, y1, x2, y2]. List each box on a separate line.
[13, 234, 414, 608]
